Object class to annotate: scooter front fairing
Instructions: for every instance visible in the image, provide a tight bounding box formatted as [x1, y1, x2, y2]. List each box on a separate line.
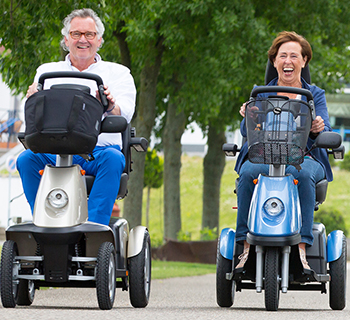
[247, 174, 301, 245]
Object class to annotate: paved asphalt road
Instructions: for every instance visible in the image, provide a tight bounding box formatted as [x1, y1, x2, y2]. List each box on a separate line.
[0, 263, 349, 320]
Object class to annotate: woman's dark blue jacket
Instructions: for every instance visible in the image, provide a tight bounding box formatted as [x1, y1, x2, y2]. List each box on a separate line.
[234, 77, 333, 182]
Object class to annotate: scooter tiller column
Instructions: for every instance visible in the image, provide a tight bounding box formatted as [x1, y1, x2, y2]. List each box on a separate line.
[281, 246, 291, 293]
[255, 245, 264, 293]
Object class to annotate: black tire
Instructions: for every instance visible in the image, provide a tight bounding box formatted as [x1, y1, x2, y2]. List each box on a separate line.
[0, 240, 19, 308]
[96, 242, 116, 310]
[216, 238, 234, 307]
[17, 280, 35, 306]
[329, 234, 347, 310]
[128, 229, 151, 308]
[264, 247, 280, 311]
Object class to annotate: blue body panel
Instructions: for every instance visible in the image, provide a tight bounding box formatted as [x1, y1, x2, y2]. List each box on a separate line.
[248, 174, 301, 237]
[219, 228, 235, 260]
[327, 230, 344, 262]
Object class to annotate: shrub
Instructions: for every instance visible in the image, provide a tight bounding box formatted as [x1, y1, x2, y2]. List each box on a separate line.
[177, 230, 192, 242]
[314, 208, 349, 236]
[339, 151, 350, 171]
[151, 235, 164, 248]
[200, 227, 218, 241]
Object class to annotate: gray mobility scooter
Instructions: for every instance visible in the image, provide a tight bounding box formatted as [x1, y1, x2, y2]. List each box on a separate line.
[0, 72, 150, 310]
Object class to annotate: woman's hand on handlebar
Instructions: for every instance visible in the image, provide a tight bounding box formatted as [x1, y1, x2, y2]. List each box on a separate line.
[239, 102, 247, 117]
[26, 82, 38, 98]
[310, 115, 324, 134]
[240, 102, 259, 120]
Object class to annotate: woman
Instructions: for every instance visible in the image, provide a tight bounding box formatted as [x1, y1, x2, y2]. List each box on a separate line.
[234, 31, 332, 270]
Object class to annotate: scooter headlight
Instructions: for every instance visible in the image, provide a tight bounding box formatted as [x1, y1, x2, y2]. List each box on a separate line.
[264, 198, 284, 216]
[47, 189, 68, 209]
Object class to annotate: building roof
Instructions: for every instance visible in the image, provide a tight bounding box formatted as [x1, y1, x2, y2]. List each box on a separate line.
[326, 94, 350, 118]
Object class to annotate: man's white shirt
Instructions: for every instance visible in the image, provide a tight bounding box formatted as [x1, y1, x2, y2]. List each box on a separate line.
[33, 54, 136, 148]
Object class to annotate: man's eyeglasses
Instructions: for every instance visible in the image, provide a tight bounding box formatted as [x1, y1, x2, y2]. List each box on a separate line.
[69, 31, 97, 40]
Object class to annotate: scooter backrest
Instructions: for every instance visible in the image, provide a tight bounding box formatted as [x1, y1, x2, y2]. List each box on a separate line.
[51, 84, 90, 93]
[265, 59, 311, 85]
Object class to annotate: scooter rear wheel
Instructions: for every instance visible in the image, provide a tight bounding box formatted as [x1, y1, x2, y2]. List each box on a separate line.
[329, 234, 347, 310]
[216, 238, 234, 307]
[96, 242, 116, 310]
[0, 240, 19, 308]
[264, 247, 280, 311]
[128, 229, 151, 308]
[17, 280, 35, 306]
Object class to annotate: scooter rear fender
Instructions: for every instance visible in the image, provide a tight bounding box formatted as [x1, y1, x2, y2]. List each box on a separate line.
[327, 230, 345, 262]
[127, 226, 147, 258]
[219, 228, 236, 260]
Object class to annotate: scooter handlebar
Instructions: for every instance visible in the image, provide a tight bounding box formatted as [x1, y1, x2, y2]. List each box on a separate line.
[37, 71, 109, 110]
[250, 86, 316, 121]
[250, 86, 314, 102]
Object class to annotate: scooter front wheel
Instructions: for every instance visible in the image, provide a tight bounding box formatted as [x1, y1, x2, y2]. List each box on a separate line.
[17, 280, 35, 306]
[0, 240, 19, 308]
[264, 247, 280, 311]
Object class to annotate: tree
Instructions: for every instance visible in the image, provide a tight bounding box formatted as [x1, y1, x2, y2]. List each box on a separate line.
[144, 148, 163, 229]
[2, 0, 350, 239]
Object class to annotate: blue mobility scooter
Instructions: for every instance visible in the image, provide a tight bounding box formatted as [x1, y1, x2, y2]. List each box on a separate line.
[0, 72, 150, 310]
[216, 66, 346, 311]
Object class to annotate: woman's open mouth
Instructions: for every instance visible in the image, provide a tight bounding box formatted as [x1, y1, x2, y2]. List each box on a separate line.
[283, 67, 294, 75]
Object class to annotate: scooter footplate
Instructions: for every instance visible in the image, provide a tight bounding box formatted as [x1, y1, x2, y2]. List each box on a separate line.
[294, 268, 330, 283]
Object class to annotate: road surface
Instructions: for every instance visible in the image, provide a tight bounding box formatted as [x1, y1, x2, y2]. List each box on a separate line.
[0, 264, 349, 320]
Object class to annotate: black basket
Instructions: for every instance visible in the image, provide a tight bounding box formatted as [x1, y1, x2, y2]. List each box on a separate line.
[245, 97, 312, 165]
[25, 87, 104, 154]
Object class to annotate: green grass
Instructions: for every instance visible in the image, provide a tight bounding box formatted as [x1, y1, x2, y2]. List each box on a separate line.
[118, 156, 350, 245]
[152, 260, 216, 279]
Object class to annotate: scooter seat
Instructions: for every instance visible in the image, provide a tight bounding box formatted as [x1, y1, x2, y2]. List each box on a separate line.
[86, 172, 128, 200]
[315, 178, 328, 207]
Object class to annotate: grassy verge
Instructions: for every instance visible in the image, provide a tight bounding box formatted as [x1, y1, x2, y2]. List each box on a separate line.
[152, 260, 216, 279]
[118, 156, 350, 245]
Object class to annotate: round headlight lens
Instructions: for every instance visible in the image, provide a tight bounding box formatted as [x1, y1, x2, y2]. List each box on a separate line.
[47, 189, 68, 209]
[264, 198, 284, 216]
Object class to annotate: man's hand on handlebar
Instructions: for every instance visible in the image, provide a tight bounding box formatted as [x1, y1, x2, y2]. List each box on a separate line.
[26, 82, 38, 98]
[96, 85, 121, 115]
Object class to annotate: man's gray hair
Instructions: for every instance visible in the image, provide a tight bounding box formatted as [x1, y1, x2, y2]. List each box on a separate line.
[60, 8, 105, 51]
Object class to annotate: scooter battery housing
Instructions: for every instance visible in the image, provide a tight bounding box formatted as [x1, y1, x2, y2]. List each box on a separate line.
[306, 223, 327, 274]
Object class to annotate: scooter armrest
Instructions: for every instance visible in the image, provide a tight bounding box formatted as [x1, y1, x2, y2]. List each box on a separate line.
[223, 143, 240, 157]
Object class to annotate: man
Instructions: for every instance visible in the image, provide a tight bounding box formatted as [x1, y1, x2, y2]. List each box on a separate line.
[17, 8, 136, 225]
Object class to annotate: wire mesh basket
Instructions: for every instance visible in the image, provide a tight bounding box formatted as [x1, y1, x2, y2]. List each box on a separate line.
[246, 96, 312, 165]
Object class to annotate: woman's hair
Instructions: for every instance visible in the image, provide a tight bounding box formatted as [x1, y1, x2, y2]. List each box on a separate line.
[268, 31, 312, 66]
[60, 8, 105, 51]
